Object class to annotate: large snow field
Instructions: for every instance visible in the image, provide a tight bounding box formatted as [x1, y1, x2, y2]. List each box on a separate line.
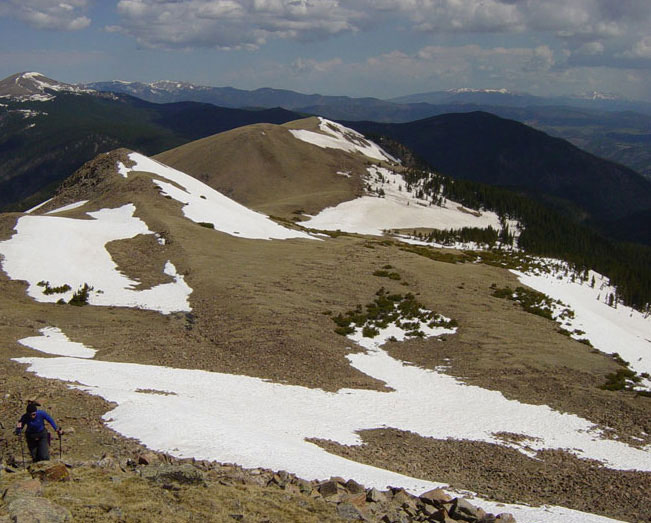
[289, 117, 398, 163]
[513, 264, 651, 388]
[123, 153, 314, 241]
[303, 166, 517, 237]
[0, 204, 191, 314]
[15, 310, 649, 523]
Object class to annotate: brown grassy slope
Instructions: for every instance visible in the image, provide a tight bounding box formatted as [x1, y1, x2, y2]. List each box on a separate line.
[1, 145, 649, 521]
[154, 118, 371, 218]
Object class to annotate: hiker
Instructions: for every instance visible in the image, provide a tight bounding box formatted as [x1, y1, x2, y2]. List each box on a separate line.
[15, 401, 61, 462]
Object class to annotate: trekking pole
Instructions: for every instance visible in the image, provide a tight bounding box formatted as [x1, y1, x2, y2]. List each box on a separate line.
[19, 434, 25, 469]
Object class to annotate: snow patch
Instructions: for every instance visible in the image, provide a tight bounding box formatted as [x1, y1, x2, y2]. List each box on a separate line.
[15, 317, 648, 522]
[20, 327, 96, 358]
[303, 167, 506, 236]
[513, 262, 651, 388]
[46, 200, 89, 214]
[24, 198, 53, 214]
[0, 204, 192, 314]
[290, 117, 397, 163]
[124, 153, 314, 241]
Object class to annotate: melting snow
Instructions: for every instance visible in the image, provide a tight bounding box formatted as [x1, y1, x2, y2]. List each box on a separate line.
[513, 263, 651, 388]
[0, 204, 191, 314]
[303, 166, 508, 236]
[290, 117, 398, 163]
[46, 200, 89, 214]
[24, 198, 53, 214]
[19, 327, 96, 358]
[123, 153, 315, 241]
[16, 313, 645, 523]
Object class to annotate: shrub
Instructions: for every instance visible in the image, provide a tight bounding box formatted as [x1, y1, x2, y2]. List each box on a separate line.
[362, 325, 380, 338]
[334, 326, 355, 336]
[69, 283, 93, 306]
[198, 222, 214, 229]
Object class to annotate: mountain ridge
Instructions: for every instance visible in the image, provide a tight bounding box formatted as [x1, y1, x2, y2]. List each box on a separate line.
[346, 111, 651, 244]
[0, 124, 649, 522]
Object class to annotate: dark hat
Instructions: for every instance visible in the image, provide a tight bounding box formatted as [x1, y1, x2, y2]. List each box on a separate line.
[26, 403, 37, 414]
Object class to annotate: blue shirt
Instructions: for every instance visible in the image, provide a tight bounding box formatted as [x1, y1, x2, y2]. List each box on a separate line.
[19, 410, 57, 433]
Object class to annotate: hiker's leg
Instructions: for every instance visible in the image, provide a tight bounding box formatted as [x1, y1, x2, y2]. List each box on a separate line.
[36, 434, 49, 461]
[26, 436, 38, 461]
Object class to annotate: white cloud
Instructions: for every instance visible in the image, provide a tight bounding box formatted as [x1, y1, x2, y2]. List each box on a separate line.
[622, 36, 651, 59]
[0, 0, 90, 31]
[291, 57, 343, 74]
[112, 0, 363, 49]
[575, 41, 605, 56]
[105, 0, 651, 65]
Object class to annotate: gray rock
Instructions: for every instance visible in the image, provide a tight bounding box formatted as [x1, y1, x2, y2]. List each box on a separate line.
[318, 480, 340, 498]
[345, 479, 365, 494]
[141, 463, 206, 485]
[449, 497, 486, 522]
[2, 479, 42, 504]
[419, 488, 452, 507]
[337, 502, 365, 520]
[8, 497, 72, 522]
[366, 488, 387, 503]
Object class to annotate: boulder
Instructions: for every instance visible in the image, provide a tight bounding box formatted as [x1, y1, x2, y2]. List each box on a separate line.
[29, 462, 69, 483]
[366, 488, 387, 503]
[1, 479, 42, 504]
[337, 502, 365, 520]
[496, 514, 516, 523]
[318, 480, 341, 499]
[345, 479, 365, 494]
[7, 497, 72, 522]
[449, 497, 486, 522]
[420, 488, 452, 507]
[141, 464, 206, 486]
[389, 487, 411, 505]
[137, 452, 159, 465]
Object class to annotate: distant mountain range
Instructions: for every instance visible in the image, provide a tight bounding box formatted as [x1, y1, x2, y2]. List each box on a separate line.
[86, 80, 651, 181]
[87, 80, 651, 115]
[0, 73, 302, 212]
[1, 72, 650, 247]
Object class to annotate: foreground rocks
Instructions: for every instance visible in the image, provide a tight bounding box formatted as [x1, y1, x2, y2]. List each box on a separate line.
[1, 462, 72, 522]
[1, 451, 515, 522]
[130, 454, 515, 522]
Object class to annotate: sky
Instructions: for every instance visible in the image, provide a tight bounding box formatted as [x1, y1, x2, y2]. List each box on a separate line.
[0, 0, 650, 101]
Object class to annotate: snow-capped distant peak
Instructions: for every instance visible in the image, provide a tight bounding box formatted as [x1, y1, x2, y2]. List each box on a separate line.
[577, 90, 621, 101]
[447, 87, 513, 95]
[0, 71, 94, 102]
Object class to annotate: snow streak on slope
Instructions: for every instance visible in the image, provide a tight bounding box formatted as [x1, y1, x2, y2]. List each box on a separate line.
[19, 327, 96, 358]
[513, 263, 651, 388]
[0, 204, 191, 314]
[46, 200, 89, 214]
[303, 166, 511, 237]
[124, 153, 314, 241]
[290, 117, 397, 162]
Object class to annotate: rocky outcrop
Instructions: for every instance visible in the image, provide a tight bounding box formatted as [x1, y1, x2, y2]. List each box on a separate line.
[128, 455, 515, 523]
[1, 471, 71, 522]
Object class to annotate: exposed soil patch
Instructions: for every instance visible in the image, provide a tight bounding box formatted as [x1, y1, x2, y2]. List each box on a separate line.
[312, 428, 651, 522]
[106, 234, 173, 290]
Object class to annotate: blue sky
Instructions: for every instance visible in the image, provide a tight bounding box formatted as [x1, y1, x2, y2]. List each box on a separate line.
[0, 0, 650, 100]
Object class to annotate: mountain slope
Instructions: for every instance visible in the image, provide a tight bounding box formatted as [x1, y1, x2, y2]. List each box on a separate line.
[0, 71, 93, 101]
[0, 86, 302, 212]
[347, 112, 651, 242]
[0, 121, 650, 522]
